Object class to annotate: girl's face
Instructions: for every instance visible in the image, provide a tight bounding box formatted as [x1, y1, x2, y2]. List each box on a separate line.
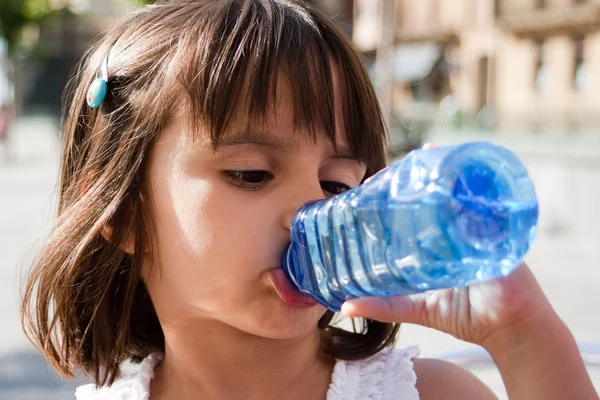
[144, 85, 366, 340]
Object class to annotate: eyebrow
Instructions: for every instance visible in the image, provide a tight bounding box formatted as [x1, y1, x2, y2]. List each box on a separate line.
[217, 129, 361, 161]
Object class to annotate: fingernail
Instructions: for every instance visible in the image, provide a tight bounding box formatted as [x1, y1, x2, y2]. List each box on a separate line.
[341, 302, 356, 316]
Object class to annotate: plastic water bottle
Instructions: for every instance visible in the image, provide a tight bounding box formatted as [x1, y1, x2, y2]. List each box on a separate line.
[282, 141, 539, 311]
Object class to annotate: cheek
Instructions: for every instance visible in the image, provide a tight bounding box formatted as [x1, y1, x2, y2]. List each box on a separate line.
[154, 178, 215, 264]
[149, 178, 274, 304]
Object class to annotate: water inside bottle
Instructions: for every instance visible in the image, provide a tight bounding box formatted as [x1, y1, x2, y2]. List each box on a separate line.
[286, 142, 539, 311]
[309, 156, 537, 306]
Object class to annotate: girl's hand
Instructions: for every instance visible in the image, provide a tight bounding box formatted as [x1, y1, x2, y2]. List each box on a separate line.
[342, 264, 600, 400]
[341, 261, 553, 350]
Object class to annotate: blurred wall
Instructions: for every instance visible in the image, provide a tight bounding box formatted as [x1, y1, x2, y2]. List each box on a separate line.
[355, 0, 600, 133]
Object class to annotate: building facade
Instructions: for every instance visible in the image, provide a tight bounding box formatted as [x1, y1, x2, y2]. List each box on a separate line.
[354, 0, 600, 133]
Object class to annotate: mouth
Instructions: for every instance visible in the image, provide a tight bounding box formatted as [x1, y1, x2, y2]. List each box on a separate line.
[265, 268, 320, 309]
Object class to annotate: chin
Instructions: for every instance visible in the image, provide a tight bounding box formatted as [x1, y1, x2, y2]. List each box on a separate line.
[252, 302, 328, 339]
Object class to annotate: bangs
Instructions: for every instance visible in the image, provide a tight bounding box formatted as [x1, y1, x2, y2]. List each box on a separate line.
[173, 0, 387, 175]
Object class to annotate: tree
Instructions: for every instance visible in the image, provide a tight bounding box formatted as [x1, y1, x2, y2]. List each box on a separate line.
[0, 0, 157, 56]
[0, 0, 61, 56]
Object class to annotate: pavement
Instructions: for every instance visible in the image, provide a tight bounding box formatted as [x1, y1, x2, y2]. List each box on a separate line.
[0, 117, 599, 399]
[0, 116, 82, 399]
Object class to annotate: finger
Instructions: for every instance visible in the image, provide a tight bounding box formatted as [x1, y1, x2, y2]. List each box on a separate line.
[341, 293, 427, 324]
[422, 142, 437, 149]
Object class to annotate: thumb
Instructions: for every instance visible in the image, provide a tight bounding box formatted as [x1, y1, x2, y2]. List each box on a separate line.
[341, 293, 428, 324]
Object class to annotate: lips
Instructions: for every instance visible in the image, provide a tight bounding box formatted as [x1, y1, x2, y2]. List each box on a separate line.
[266, 268, 320, 309]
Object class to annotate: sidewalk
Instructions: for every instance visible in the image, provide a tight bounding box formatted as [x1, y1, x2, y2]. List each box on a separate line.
[0, 115, 84, 399]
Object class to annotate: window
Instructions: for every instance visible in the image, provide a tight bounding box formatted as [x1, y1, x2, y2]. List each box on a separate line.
[534, 39, 549, 93]
[494, 0, 502, 18]
[573, 36, 587, 91]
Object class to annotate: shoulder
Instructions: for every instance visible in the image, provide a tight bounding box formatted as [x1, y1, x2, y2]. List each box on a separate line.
[75, 353, 162, 400]
[413, 357, 497, 400]
[328, 346, 420, 400]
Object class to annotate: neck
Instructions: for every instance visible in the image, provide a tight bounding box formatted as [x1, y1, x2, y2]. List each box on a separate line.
[151, 321, 335, 400]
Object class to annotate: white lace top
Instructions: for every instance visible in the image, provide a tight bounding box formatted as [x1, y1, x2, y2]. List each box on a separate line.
[75, 346, 420, 400]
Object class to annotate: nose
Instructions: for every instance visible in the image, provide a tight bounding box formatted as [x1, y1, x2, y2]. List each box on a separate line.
[282, 178, 326, 231]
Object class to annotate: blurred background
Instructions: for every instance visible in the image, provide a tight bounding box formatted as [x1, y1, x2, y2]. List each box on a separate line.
[1, 0, 599, 398]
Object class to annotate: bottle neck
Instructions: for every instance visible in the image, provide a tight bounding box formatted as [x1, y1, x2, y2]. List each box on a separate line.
[282, 243, 301, 290]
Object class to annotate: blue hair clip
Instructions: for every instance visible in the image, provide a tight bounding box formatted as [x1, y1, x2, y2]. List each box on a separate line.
[86, 46, 113, 109]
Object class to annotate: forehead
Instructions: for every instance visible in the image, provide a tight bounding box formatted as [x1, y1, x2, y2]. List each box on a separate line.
[215, 124, 353, 155]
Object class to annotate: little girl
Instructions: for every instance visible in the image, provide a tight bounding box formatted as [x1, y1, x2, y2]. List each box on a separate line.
[21, 1, 597, 399]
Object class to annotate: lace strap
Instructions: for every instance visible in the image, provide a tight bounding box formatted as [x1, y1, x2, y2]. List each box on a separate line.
[327, 346, 420, 400]
[75, 353, 163, 400]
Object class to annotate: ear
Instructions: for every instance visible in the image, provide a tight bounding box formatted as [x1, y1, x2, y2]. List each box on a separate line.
[101, 225, 136, 255]
[82, 174, 137, 255]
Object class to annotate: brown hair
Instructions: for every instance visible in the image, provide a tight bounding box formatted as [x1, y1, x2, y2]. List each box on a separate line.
[21, 0, 398, 386]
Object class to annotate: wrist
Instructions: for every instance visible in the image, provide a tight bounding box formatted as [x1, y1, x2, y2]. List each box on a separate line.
[481, 305, 598, 400]
[481, 302, 566, 360]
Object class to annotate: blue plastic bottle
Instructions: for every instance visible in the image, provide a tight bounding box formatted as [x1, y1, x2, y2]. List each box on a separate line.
[282, 142, 539, 311]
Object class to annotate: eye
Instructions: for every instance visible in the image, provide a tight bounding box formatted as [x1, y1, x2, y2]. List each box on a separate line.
[321, 180, 352, 196]
[223, 170, 274, 190]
